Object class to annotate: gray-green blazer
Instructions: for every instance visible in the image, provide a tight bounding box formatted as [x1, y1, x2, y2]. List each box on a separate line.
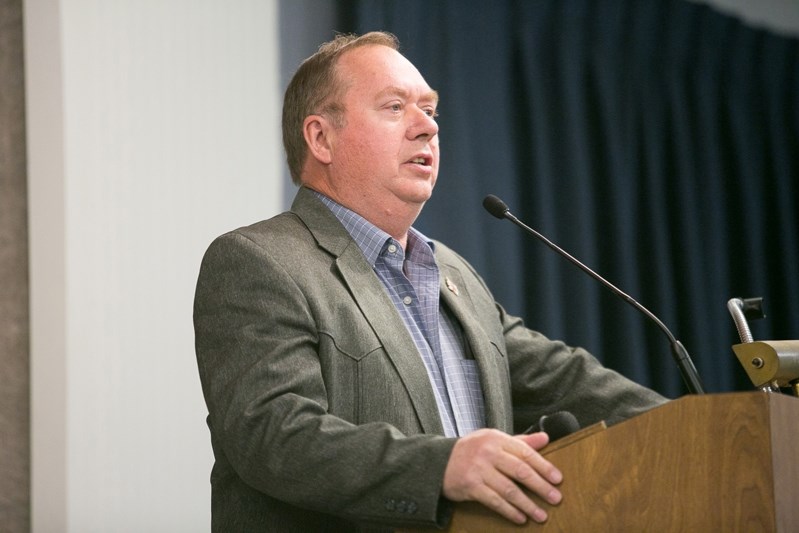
[193, 187, 666, 532]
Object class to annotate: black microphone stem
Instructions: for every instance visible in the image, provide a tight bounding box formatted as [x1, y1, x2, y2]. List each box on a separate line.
[496, 203, 705, 395]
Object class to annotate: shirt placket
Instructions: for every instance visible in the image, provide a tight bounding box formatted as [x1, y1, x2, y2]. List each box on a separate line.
[380, 242, 457, 437]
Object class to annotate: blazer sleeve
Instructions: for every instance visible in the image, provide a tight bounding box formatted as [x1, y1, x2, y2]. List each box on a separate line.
[501, 306, 670, 432]
[194, 230, 455, 528]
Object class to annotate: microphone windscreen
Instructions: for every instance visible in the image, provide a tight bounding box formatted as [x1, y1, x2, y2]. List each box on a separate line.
[538, 411, 580, 442]
[482, 195, 509, 219]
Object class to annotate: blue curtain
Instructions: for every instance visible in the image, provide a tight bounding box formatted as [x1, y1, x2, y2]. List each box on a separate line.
[341, 0, 799, 397]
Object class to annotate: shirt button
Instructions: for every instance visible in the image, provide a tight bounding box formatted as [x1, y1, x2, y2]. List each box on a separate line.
[387, 244, 398, 254]
[403, 296, 412, 305]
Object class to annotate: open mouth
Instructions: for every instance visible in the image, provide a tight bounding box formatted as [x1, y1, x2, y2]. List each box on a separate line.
[407, 155, 432, 167]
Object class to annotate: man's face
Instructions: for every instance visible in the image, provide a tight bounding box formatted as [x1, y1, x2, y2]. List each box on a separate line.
[326, 45, 440, 213]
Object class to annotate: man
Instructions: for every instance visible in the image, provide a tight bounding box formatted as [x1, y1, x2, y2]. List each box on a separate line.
[194, 31, 666, 531]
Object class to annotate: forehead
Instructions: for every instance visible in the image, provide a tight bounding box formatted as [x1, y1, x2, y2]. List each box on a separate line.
[337, 45, 437, 101]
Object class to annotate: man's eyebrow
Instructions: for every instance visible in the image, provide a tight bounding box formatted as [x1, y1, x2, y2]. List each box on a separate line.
[376, 86, 440, 104]
[425, 90, 440, 105]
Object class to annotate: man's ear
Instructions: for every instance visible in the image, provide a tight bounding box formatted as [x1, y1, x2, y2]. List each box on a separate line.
[303, 115, 334, 165]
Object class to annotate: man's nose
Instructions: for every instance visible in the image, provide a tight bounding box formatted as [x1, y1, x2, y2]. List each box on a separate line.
[408, 106, 439, 139]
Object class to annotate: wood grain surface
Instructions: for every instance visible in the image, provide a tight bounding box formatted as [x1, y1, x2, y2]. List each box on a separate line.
[403, 392, 799, 532]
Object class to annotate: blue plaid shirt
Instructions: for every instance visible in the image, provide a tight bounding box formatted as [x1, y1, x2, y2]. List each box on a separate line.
[315, 191, 486, 437]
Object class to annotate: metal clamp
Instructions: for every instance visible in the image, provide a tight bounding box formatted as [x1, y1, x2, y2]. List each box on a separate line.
[728, 297, 799, 396]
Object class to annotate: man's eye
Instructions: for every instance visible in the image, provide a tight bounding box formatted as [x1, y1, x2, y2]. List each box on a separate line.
[390, 103, 402, 112]
[425, 108, 439, 118]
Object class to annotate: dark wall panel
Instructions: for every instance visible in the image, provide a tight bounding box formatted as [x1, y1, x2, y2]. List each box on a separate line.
[0, 0, 30, 530]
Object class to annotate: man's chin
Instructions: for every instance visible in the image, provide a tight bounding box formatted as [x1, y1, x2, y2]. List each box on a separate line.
[403, 192, 433, 207]
[398, 179, 436, 204]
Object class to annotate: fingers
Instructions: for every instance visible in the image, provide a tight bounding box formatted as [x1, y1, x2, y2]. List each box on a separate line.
[477, 457, 558, 524]
[442, 429, 563, 525]
[499, 436, 563, 502]
[466, 467, 546, 524]
[514, 433, 564, 487]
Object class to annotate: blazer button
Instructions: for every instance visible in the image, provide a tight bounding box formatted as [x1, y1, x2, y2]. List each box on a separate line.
[384, 499, 396, 512]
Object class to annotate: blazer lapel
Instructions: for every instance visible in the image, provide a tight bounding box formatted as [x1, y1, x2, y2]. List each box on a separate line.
[439, 262, 513, 432]
[291, 188, 445, 435]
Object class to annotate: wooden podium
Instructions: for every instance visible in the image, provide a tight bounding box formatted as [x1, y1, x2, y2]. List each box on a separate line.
[411, 392, 799, 531]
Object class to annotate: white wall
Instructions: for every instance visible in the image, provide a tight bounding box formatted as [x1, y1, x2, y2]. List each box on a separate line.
[25, 1, 282, 531]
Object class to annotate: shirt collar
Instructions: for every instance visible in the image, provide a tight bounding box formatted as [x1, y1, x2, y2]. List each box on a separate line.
[312, 189, 436, 267]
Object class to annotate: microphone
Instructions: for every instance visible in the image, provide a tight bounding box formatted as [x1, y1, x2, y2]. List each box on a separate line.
[524, 411, 580, 442]
[483, 194, 705, 395]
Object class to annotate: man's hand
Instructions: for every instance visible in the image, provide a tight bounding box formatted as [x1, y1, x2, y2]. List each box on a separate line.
[442, 428, 563, 525]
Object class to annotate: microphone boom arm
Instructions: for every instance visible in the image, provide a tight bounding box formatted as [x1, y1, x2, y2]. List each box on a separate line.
[489, 197, 705, 395]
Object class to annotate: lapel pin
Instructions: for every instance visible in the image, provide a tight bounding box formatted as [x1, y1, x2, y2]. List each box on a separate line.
[445, 277, 459, 296]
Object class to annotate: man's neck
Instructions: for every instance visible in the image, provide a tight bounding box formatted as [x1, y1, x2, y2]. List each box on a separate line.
[303, 184, 419, 249]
